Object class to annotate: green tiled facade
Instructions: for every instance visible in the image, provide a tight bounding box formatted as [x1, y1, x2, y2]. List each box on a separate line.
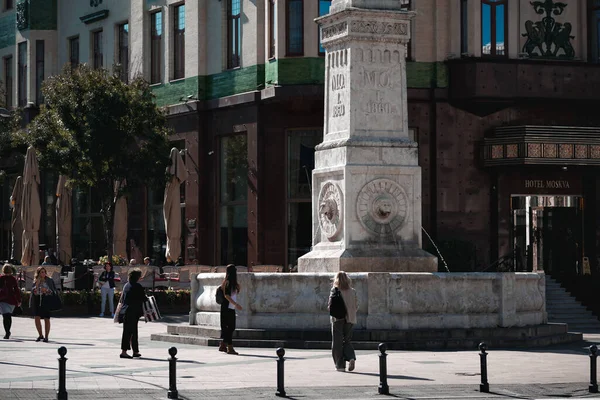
[28, 0, 58, 30]
[0, 13, 16, 50]
[152, 60, 448, 107]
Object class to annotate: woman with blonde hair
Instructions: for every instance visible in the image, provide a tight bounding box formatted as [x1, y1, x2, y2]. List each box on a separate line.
[30, 266, 57, 342]
[0, 263, 21, 339]
[328, 271, 358, 372]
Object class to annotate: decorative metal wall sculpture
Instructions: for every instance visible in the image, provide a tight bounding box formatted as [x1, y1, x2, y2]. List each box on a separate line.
[522, 0, 575, 59]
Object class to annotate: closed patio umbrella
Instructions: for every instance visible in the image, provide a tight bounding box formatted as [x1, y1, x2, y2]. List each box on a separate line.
[113, 180, 128, 258]
[21, 147, 41, 267]
[9, 176, 23, 261]
[163, 148, 188, 262]
[56, 175, 72, 265]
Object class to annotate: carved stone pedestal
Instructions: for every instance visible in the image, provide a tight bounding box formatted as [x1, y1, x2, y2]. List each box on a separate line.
[298, 2, 436, 272]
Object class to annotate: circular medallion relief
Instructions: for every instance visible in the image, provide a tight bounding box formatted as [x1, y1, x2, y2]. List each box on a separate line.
[357, 179, 409, 237]
[318, 182, 343, 241]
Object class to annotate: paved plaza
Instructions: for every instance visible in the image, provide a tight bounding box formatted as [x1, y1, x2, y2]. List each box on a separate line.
[0, 314, 599, 399]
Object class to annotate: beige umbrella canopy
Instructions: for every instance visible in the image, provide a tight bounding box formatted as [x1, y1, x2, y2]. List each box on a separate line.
[21, 147, 41, 267]
[56, 175, 72, 265]
[9, 176, 23, 261]
[112, 180, 128, 258]
[163, 148, 188, 262]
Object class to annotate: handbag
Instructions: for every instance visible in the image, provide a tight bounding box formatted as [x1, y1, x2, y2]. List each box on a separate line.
[143, 295, 162, 322]
[114, 291, 124, 324]
[43, 293, 63, 312]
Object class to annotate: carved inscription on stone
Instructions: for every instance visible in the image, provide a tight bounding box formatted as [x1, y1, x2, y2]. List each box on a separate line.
[358, 67, 397, 115]
[322, 22, 348, 39]
[350, 21, 407, 35]
[318, 182, 343, 240]
[357, 179, 408, 238]
[330, 73, 346, 118]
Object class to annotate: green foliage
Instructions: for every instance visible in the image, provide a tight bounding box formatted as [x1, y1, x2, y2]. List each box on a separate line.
[15, 65, 172, 255]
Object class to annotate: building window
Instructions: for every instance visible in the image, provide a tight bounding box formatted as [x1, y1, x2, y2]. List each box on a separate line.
[318, 0, 331, 55]
[268, 0, 276, 59]
[227, 0, 241, 68]
[117, 22, 129, 82]
[220, 134, 247, 266]
[590, 0, 600, 62]
[35, 40, 44, 105]
[69, 36, 79, 69]
[92, 30, 103, 69]
[4, 56, 12, 108]
[5, 0, 13, 10]
[17, 41, 26, 107]
[286, 0, 303, 56]
[287, 129, 322, 268]
[151, 11, 163, 84]
[173, 4, 185, 79]
[481, 0, 507, 56]
[461, 0, 468, 54]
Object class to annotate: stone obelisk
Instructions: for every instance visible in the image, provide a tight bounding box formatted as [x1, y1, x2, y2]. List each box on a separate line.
[298, 0, 437, 272]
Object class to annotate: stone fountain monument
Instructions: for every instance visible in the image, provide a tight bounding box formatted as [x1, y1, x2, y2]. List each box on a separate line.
[297, 0, 436, 273]
[153, 0, 576, 349]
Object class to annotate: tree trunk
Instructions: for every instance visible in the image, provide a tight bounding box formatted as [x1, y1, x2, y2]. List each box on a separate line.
[101, 182, 116, 260]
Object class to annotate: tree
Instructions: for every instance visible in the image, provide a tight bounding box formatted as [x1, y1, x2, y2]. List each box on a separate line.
[0, 86, 23, 185]
[16, 65, 172, 258]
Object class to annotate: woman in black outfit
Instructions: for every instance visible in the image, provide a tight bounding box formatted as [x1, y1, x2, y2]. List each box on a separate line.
[219, 264, 242, 355]
[120, 268, 147, 359]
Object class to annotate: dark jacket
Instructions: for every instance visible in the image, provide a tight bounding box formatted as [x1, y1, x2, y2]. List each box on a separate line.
[98, 270, 116, 289]
[122, 282, 147, 318]
[0, 275, 21, 305]
[29, 277, 57, 308]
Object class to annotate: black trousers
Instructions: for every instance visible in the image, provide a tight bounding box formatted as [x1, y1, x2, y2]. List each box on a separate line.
[121, 314, 140, 352]
[220, 308, 236, 344]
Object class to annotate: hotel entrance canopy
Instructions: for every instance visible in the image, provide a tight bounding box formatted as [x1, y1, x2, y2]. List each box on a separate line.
[482, 126, 600, 167]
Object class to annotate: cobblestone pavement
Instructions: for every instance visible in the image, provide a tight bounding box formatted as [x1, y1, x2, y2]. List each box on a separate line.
[0, 315, 599, 399]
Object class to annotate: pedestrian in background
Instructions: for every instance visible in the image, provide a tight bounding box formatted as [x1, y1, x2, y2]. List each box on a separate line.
[30, 266, 57, 342]
[329, 271, 358, 372]
[219, 264, 242, 355]
[0, 263, 22, 339]
[98, 262, 115, 318]
[120, 268, 147, 359]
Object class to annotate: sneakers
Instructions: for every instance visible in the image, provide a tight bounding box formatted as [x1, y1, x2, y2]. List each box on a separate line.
[348, 359, 355, 372]
[132, 353, 142, 358]
[99, 313, 104, 317]
[120, 353, 133, 359]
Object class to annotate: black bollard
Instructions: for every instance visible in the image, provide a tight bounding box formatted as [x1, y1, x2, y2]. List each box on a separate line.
[590, 345, 598, 393]
[378, 343, 389, 395]
[57, 346, 68, 400]
[479, 342, 489, 393]
[276, 347, 286, 397]
[167, 347, 179, 399]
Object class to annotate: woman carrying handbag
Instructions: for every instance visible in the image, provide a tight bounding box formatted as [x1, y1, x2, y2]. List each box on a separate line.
[0, 263, 22, 339]
[30, 266, 58, 342]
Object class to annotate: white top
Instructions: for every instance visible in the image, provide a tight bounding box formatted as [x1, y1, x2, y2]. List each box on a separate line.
[101, 280, 110, 289]
[228, 290, 238, 310]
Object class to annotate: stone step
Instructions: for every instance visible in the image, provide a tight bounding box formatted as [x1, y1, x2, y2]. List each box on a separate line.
[150, 332, 583, 351]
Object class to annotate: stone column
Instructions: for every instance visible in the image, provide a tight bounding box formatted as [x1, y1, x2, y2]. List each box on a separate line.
[298, 0, 437, 272]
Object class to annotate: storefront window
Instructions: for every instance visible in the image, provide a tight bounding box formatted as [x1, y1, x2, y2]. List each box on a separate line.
[220, 135, 247, 265]
[287, 129, 322, 268]
[72, 187, 105, 261]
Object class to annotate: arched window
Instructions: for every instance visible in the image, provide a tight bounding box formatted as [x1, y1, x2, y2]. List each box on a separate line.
[481, 0, 507, 56]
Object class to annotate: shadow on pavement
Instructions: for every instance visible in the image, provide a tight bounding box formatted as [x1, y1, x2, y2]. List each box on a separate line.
[348, 371, 433, 381]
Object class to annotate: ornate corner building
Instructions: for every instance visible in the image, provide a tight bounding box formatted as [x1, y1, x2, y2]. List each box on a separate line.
[0, 0, 599, 278]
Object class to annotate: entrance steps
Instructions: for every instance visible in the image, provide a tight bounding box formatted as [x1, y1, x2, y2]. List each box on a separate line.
[545, 275, 600, 333]
[151, 323, 581, 351]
